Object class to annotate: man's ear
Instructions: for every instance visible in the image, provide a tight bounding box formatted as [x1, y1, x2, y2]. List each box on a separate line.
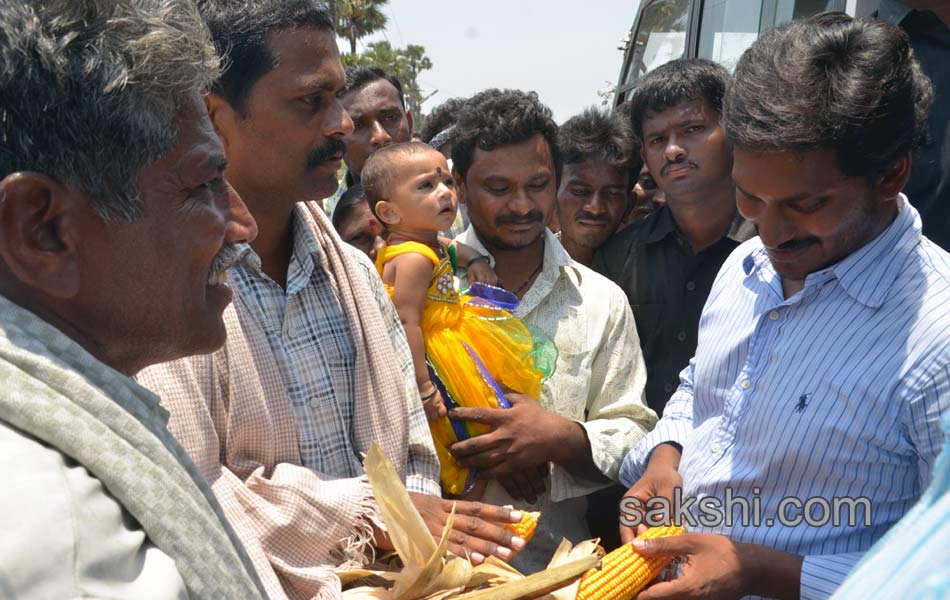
[406, 109, 415, 138]
[0, 172, 82, 298]
[876, 154, 912, 201]
[205, 92, 237, 152]
[453, 169, 466, 205]
[374, 200, 401, 227]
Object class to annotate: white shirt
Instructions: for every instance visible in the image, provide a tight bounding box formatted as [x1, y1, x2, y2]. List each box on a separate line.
[456, 226, 657, 573]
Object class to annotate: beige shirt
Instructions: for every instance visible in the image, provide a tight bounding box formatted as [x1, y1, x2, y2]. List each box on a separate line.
[455, 227, 657, 573]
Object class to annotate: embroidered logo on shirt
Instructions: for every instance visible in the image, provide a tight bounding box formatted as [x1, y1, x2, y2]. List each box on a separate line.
[794, 393, 812, 413]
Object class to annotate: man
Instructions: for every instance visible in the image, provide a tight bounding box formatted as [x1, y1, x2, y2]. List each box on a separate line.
[137, 3, 523, 599]
[0, 0, 264, 597]
[555, 107, 640, 267]
[594, 59, 756, 415]
[332, 184, 386, 260]
[878, 0, 949, 250]
[449, 89, 657, 573]
[620, 14, 950, 599]
[323, 66, 413, 215]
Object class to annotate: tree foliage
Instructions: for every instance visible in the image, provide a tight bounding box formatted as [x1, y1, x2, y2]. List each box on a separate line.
[336, 0, 388, 56]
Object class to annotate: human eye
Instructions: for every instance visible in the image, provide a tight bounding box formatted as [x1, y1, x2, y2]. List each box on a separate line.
[570, 186, 591, 197]
[684, 124, 704, 134]
[417, 180, 433, 190]
[189, 176, 226, 202]
[444, 177, 455, 188]
[648, 136, 664, 146]
[528, 179, 549, 191]
[791, 197, 829, 214]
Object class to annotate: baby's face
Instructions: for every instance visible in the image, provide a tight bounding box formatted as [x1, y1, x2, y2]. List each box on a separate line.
[389, 150, 458, 232]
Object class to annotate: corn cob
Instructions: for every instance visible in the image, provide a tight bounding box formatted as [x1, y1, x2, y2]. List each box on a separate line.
[505, 511, 540, 545]
[575, 524, 685, 600]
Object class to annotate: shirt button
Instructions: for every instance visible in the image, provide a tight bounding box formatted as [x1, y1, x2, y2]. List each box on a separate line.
[711, 442, 721, 453]
[309, 396, 320, 409]
[663, 383, 674, 393]
[769, 311, 780, 321]
[686, 281, 696, 292]
[741, 379, 752, 390]
[676, 331, 687, 342]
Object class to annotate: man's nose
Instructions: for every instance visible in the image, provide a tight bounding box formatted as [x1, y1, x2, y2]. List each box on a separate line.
[224, 182, 258, 244]
[663, 136, 686, 163]
[370, 120, 392, 148]
[585, 191, 609, 214]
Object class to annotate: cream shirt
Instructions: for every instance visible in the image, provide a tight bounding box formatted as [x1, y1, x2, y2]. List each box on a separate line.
[455, 227, 657, 573]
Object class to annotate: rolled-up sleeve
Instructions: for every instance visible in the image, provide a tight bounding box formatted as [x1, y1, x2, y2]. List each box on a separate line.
[619, 361, 695, 487]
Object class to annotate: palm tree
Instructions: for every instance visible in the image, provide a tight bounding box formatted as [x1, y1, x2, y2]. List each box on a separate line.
[336, 0, 388, 56]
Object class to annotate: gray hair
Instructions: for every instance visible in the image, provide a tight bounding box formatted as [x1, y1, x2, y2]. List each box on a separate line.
[0, 0, 220, 221]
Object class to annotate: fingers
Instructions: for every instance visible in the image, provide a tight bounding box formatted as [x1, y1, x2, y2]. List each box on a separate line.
[636, 579, 690, 600]
[451, 498, 521, 524]
[422, 391, 447, 421]
[634, 532, 695, 557]
[619, 523, 637, 544]
[449, 431, 500, 459]
[498, 475, 527, 501]
[447, 513, 526, 563]
[448, 406, 504, 425]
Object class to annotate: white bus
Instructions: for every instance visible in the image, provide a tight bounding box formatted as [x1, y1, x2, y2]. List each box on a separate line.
[615, 0, 884, 104]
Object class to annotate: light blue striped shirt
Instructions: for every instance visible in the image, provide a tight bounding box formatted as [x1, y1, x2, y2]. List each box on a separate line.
[831, 411, 950, 599]
[620, 199, 950, 599]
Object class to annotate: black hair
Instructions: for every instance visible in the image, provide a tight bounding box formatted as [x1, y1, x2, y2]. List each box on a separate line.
[343, 65, 406, 109]
[450, 89, 560, 184]
[420, 97, 469, 143]
[628, 58, 730, 143]
[724, 12, 933, 181]
[197, 0, 334, 113]
[558, 107, 641, 180]
[331, 183, 367, 230]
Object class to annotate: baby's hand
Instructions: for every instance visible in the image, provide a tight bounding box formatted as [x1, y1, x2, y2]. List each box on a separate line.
[467, 260, 498, 286]
[422, 387, 448, 422]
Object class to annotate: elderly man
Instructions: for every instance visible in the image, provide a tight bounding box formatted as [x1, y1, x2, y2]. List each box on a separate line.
[137, 2, 522, 599]
[449, 89, 657, 573]
[555, 107, 640, 267]
[621, 14, 950, 600]
[0, 0, 264, 597]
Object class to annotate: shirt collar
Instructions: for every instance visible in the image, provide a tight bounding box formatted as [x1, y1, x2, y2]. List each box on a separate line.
[239, 203, 325, 295]
[455, 226, 581, 308]
[743, 196, 921, 308]
[642, 204, 755, 246]
[878, 0, 913, 25]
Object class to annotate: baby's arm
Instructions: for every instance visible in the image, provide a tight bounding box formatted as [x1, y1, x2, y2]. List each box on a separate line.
[439, 238, 498, 286]
[387, 252, 447, 421]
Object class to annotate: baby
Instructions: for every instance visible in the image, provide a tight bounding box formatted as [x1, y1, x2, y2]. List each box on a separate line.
[362, 142, 552, 497]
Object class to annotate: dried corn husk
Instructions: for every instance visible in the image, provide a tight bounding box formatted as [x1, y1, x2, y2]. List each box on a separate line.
[342, 443, 601, 599]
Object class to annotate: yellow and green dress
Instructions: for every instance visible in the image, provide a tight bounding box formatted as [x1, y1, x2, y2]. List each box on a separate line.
[376, 240, 555, 495]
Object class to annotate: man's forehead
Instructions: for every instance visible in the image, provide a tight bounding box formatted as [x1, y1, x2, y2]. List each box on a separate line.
[644, 97, 711, 126]
[342, 79, 403, 113]
[264, 27, 343, 86]
[562, 160, 627, 186]
[469, 135, 554, 176]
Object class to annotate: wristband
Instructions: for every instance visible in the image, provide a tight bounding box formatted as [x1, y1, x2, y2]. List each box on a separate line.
[466, 255, 491, 268]
[420, 387, 438, 401]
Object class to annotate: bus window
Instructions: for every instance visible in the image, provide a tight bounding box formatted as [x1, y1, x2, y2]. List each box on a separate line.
[622, 0, 690, 88]
[698, 0, 845, 71]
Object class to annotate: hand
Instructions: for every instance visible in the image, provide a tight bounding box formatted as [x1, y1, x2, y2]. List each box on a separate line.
[633, 533, 748, 600]
[408, 492, 527, 563]
[497, 465, 548, 504]
[466, 259, 498, 286]
[421, 386, 447, 421]
[619, 446, 682, 543]
[448, 393, 575, 478]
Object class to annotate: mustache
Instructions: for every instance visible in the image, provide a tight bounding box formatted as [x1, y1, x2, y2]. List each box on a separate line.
[208, 243, 251, 276]
[495, 210, 545, 226]
[575, 211, 612, 223]
[774, 237, 819, 252]
[306, 138, 347, 170]
[660, 157, 698, 176]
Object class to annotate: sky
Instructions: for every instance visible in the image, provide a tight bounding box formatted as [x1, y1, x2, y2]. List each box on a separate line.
[345, 0, 644, 123]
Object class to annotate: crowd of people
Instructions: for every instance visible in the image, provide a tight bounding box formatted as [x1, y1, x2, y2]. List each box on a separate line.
[0, 0, 948, 599]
